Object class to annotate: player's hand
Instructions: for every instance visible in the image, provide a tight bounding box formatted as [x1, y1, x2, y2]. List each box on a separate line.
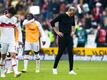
[57, 32, 63, 37]
[71, 32, 75, 37]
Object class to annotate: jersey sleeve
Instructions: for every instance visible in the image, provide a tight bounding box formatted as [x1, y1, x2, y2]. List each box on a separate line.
[72, 16, 75, 26]
[13, 16, 18, 24]
[23, 19, 28, 26]
[50, 14, 62, 27]
[36, 21, 46, 41]
[17, 22, 23, 42]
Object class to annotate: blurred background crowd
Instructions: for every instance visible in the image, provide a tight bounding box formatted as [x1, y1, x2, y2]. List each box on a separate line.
[0, 0, 107, 48]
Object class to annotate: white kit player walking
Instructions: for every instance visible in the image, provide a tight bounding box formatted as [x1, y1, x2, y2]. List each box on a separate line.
[0, 7, 21, 78]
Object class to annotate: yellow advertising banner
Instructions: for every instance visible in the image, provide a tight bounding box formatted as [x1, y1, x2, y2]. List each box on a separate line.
[41, 47, 107, 55]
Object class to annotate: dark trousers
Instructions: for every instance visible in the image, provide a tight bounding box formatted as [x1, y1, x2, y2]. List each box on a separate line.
[53, 35, 74, 71]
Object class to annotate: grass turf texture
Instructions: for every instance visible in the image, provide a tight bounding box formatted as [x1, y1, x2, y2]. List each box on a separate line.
[1, 60, 107, 80]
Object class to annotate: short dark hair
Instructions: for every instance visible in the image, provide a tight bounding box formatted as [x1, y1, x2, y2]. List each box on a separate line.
[7, 7, 16, 16]
[27, 13, 34, 19]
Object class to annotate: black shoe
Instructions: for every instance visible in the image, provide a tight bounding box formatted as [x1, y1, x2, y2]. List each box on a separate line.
[21, 70, 27, 73]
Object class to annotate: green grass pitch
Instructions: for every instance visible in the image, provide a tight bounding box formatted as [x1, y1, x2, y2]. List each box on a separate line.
[1, 60, 107, 80]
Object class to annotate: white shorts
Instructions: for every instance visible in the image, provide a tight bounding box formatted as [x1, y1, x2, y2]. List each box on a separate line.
[25, 41, 40, 52]
[1, 43, 16, 54]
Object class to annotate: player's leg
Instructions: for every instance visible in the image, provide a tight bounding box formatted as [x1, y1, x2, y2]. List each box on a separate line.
[33, 41, 40, 73]
[5, 52, 13, 74]
[15, 43, 19, 70]
[9, 43, 21, 77]
[0, 54, 6, 77]
[0, 43, 8, 77]
[34, 52, 40, 73]
[22, 50, 30, 72]
[22, 42, 31, 72]
[0, 50, 1, 75]
[15, 43, 23, 70]
[53, 37, 66, 74]
[0, 43, 1, 74]
[66, 37, 76, 75]
[0, 43, 1, 59]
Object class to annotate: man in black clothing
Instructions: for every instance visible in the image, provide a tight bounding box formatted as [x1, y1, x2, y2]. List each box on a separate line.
[50, 6, 76, 75]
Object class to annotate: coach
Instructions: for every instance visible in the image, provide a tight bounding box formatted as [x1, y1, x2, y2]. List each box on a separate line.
[50, 5, 77, 75]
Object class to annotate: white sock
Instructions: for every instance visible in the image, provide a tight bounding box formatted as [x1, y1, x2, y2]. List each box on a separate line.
[0, 59, 5, 75]
[11, 58, 19, 74]
[5, 59, 12, 72]
[23, 55, 29, 70]
[35, 54, 40, 71]
[16, 56, 19, 69]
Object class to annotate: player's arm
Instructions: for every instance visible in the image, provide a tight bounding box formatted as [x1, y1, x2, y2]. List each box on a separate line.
[71, 16, 76, 37]
[50, 14, 63, 37]
[37, 21, 45, 37]
[18, 24, 23, 43]
[71, 26, 75, 36]
[37, 21, 46, 45]
[23, 19, 35, 26]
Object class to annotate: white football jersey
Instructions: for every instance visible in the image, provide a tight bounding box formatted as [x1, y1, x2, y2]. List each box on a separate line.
[0, 15, 17, 43]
